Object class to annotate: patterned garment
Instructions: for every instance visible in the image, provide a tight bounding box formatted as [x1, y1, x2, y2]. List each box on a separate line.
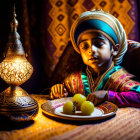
[64, 64, 140, 107]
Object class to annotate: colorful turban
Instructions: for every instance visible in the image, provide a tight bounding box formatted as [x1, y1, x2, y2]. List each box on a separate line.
[70, 9, 128, 65]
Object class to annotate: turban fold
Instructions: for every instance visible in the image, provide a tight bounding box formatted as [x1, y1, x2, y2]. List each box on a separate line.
[70, 9, 127, 65]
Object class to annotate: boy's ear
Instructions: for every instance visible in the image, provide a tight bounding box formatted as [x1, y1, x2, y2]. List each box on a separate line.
[112, 44, 120, 56]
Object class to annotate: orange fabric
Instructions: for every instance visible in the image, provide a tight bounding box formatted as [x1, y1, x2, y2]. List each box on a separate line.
[0, 94, 139, 140]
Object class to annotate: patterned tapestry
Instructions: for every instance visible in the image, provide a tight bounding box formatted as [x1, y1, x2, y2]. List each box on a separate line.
[42, 0, 139, 83]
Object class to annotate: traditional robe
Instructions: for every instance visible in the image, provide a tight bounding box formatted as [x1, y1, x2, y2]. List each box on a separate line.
[64, 65, 140, 107]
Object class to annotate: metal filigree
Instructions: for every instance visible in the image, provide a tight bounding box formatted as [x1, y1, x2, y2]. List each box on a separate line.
[0, 5, 38, 121]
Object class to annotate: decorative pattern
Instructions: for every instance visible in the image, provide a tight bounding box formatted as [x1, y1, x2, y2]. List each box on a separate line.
[104, 69, 133, 91]
[64, 71, 85, 95]
[0, 95, 139, 140]
[0, 59, 33, 85]
[41, 97, 118, 120]
[49, 107, 140, 140]
[97, 101, 117, 114]
[0, 94, 36, 107]
[0, 89, 38, 121]
[43, 0, 138, 78]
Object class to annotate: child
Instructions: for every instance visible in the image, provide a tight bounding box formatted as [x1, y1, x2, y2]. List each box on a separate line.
[50, 9, 140, 107]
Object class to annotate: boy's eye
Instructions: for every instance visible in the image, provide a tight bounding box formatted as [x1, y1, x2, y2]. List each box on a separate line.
[81, 43, 89, 50]
[94, 41, 104, 47]
[95, 42, 103, 47]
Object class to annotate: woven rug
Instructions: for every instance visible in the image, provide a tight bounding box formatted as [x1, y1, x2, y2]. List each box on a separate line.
[0, 95, 77, 140]
[49, 107, 140, 140]
[0, 95, 139, 140]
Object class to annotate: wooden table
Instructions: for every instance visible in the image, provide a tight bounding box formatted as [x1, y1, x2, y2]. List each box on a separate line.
[0, 94, 140, 140]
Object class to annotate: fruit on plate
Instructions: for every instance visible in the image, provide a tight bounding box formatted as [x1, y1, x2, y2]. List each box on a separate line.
[81, 101, 94, 115]
[72, 94, 86, 110]
[63, 101, 76, 115]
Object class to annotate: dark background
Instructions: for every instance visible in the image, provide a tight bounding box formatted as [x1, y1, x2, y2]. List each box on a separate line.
[0, 0, 140, 94]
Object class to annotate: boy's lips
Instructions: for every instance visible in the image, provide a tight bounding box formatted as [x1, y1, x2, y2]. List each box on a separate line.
[88, 56, 98, 61]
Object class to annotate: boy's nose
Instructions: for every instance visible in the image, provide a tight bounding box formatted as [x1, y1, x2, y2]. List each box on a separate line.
[92, 44, 97, 51]
[88, 45, 97, 54]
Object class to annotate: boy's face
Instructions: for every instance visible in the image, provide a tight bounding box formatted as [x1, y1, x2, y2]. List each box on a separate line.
[78, 31, 113, 73]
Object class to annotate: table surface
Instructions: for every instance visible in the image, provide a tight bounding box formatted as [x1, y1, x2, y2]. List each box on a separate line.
[0, 94, 140, 140]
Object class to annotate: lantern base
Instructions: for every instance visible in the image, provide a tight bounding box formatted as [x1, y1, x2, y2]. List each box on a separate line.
[0, 86, 38, 121]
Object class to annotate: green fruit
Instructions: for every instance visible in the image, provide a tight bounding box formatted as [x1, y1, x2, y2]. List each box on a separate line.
[63, 101, 75, 115]
[72, 94, 86, 110]
[81, 101, 94, 115]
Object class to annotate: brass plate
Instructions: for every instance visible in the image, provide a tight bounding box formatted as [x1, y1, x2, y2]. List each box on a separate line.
[41, 97, 118, 121]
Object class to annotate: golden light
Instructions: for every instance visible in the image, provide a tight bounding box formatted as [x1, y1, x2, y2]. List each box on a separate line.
[0, 56, 33, 86]
[0, 6, 38, 121]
